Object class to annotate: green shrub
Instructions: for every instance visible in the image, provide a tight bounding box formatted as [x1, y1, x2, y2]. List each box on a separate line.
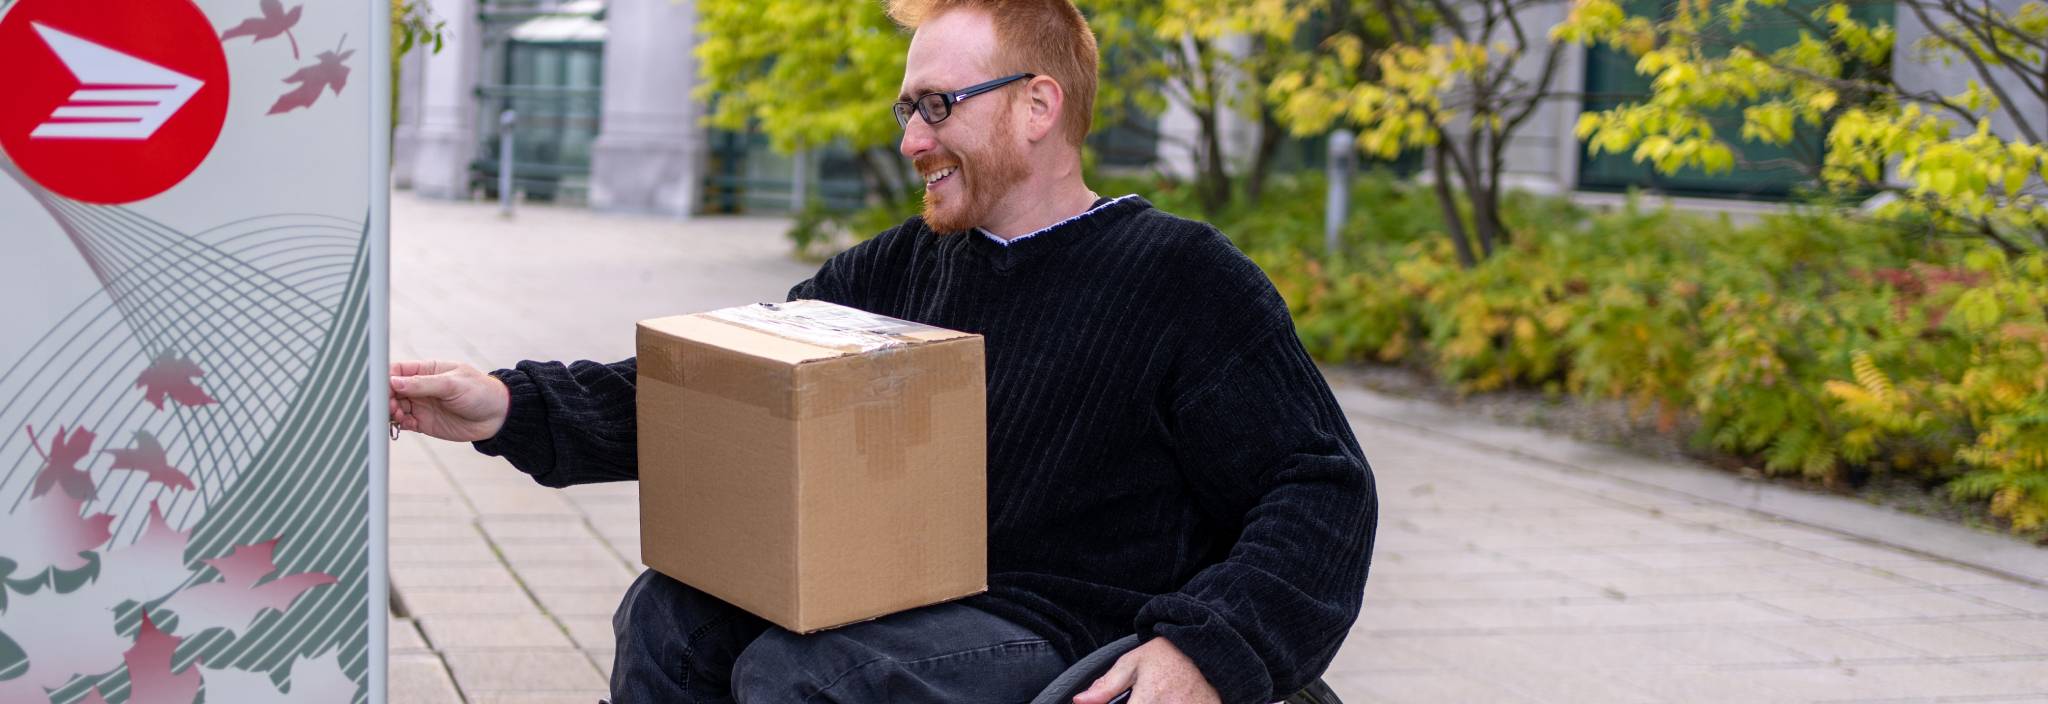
[1269, 183, 2042, 532]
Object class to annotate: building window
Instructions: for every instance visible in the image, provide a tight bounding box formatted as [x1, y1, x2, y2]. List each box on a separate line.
[472, 1, 605, 203]
[1576, 0, 1894, 200]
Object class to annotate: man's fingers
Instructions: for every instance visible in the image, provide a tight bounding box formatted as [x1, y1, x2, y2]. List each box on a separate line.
[391, 359, 458, 378]
[1072, 656, 1137, 704]
[393, 371, 462, 399]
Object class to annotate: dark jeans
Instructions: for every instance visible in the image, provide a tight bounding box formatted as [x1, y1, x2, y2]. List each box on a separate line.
[611, 569, 1072, 703]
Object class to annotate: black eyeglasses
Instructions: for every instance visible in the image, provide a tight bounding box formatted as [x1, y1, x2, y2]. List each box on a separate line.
[893, 73, 1036, 129]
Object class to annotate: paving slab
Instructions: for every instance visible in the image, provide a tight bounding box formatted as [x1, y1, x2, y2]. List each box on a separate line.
[389, 193, 2048, 703]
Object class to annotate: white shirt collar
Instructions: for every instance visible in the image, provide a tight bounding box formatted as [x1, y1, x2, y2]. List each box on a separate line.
[977, 194, 1138, 246]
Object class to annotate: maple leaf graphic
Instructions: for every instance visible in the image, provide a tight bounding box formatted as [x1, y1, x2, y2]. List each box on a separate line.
[103, 431, 196, 492]
[0, 562, 129, 703]
[91, 502, 195, 602]
[0, 502, 194, 702]
[136, 354, 217, 411]
[125, 613, 202, 704]
[220, 0, 303, 59]
[27, 424, 97, 500]
[160, 539, 336, 637]
[268, 36, 352, 115]
[201, 648, 359, 703]
[0, 488, 112, 578]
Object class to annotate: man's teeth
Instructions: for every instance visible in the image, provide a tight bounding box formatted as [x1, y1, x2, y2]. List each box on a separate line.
[925, 167, 958, 186]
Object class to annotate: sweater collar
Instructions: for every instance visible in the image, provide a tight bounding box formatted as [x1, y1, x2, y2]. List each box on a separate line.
[959, 194, 1151, 269]
[976, 194, 1137, 246]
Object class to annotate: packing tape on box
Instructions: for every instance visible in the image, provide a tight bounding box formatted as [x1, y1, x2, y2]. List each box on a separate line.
[703, 301, 949, 353]
[639, 302, 983, 479]
[639, 317, 980, 453]
[639, 337, 797, 416]
[803, 343, 981, 477]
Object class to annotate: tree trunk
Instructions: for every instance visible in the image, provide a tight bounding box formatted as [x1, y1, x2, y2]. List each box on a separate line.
[1196, 107, 1233, 216]
[1459, 129, 1499, 258]
[1432, 146, 1479, 269]
[1482, 124, 1513, 252]
[1467, 150, 1501, 259]
[1245, 103, 1286, 206]
[1472, 179, 1501, 259]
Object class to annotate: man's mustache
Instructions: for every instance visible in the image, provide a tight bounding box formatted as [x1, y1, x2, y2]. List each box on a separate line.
[914, 153, 961, 175]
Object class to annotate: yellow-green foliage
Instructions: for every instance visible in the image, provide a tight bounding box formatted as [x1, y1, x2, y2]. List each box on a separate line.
[1558, 0, 2048, 251]
[1825, 251, 2048, 529]
[694, 0, 907, 153]
[1194, 174, 2048, 533]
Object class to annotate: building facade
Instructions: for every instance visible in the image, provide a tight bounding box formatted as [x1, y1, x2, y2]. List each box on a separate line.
[393, 0, 2038, 216]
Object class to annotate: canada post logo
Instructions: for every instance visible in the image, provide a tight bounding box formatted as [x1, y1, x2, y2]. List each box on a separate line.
[0, 0, 229, 204]
[29, 23, 207, 141]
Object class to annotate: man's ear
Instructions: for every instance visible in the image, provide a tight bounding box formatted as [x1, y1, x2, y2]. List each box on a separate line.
[1022, 75, 1064, 142]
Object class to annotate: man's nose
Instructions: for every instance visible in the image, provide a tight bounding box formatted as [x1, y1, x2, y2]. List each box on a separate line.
[899, 115, 936, 159]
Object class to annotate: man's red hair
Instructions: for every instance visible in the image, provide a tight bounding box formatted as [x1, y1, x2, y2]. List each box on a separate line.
[887, 0, 1099, 147]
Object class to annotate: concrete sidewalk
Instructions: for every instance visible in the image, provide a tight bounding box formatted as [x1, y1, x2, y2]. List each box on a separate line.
[388, 193, 2048, 703]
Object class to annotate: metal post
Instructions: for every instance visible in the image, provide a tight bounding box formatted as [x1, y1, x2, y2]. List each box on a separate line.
[790, 148, 810, 211]
[1325, 129, 1356, 258]
[499, 108, 516, 218]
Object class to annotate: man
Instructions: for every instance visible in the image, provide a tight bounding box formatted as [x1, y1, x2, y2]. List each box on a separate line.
[387, 0, 1376, 702]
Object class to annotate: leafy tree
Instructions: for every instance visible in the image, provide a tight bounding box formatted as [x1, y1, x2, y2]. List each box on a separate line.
[694, 0, 917, 204]
[694, 0, 1337, 214]
[1272, 0, 1580, 268]
[1559, 0, 2048, 253]
[1085, 0, 1317, 212]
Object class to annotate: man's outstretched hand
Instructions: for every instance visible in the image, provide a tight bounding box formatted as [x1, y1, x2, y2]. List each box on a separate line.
[389, 360, 510, 442]
[1073, 636, 1222, 704]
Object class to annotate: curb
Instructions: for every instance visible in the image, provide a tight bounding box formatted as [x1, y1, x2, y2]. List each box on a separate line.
[1327, 383, 2048, 587]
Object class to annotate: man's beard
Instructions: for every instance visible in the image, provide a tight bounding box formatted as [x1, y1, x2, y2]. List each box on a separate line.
[916, 116, 1030, 234]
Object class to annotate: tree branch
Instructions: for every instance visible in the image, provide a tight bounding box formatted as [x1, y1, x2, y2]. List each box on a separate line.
[1852, 176, 2033, 253]
[1703, 32, 1991, 127]
[1938, 0, 2048, 106]
[1947, 0, 2048, 51]
[1503, 37, 1569, 134]
[1426, 0, 1473, 40]
[1908, 0, 2044, 142]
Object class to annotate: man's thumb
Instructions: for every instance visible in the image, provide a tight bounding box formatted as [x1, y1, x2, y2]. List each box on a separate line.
[1073, 658, 1136, 704]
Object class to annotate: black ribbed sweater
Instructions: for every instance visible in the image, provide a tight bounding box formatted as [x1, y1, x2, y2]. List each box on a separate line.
[472, 196, 1377, 704]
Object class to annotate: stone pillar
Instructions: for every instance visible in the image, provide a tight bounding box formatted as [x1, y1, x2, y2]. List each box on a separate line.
[391, 45, 427, 189]
[589, 0, 704, 217]
[405, 0, 482, 199]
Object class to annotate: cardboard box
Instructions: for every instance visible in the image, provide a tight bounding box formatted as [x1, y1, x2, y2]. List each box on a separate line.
[635, 300, 988, 633]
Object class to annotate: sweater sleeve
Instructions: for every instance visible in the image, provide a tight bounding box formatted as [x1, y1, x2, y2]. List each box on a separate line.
[471, 358, 641, 488]
[1135, 260, 1379, 704]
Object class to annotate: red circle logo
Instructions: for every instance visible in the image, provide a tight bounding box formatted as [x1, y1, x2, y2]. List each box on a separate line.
[0, 0, 230, 204]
